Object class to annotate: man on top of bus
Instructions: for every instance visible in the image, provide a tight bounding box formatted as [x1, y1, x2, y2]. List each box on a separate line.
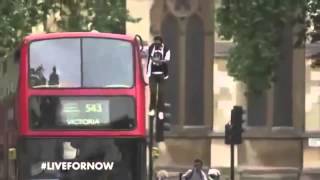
[146, 36, 171, 120]
[49, 66, 59, 85]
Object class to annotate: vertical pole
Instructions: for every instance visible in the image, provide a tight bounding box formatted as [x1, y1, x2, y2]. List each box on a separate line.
[149, 116, 154, 180]
[149, 81, 159, 180]
[230, 143, 235, 180]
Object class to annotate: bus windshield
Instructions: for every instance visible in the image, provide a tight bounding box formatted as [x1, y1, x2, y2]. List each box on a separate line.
[29, 38, 134, 88]
[19, 138, 144, 180]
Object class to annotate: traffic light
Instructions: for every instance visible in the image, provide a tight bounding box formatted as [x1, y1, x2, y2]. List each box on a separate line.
[225, 123, 232, 145]
[224, 106, 245, 145]
[155, 102, 171, 142]
[155, 118, 164, 142]
[163, 103, 171, 131]
[230, 106, 244, 144]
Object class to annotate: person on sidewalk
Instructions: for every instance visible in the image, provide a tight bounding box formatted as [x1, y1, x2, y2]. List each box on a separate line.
[181, 159, 208, 180]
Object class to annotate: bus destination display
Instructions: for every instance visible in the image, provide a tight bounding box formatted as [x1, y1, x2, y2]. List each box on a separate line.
[59, 98, 110, 126]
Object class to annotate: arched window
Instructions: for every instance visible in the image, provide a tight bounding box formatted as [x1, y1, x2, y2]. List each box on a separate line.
[161, 14, 180, 125]
[185, 15, 204, 125]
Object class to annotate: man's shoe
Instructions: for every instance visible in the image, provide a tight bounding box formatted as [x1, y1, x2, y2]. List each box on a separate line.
[158, 112, 164, 120]
[148, 109, 155, 116]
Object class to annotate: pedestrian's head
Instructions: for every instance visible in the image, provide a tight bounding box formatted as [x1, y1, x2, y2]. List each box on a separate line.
[156, 170, 168, 180]
[194, 159, 203, 170]
[154, 36, 163, 45]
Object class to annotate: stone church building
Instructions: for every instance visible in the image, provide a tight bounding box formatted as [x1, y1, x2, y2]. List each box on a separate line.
[126, 0, 320, 179]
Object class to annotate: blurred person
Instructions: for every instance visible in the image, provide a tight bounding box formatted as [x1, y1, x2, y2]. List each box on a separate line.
[181, 159, 208, 180]
[49, 66, 59, 85]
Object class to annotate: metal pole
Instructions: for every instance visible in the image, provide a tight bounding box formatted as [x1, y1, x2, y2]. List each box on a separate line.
[149, 81, 159, 180]
[149, 115, 154, 180]
[230, 143, 235, 180]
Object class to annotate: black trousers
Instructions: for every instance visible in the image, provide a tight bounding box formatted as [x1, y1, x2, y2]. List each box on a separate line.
[149, 76, 165, 112]
[149, 67, 167, 142]
[150, 77, 165, 142]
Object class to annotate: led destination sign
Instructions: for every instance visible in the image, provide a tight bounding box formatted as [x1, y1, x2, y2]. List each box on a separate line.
[29, 96, 135, 130]
[59, 98, 110, 126]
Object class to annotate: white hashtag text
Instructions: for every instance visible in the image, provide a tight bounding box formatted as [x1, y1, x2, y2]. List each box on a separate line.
[41, 162, 114, 171]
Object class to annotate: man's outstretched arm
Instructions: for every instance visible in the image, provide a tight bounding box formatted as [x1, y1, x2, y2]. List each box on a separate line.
[181, 169, 192, 180]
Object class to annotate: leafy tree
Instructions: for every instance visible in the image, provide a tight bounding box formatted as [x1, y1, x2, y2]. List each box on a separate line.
[216, 0, 320, 94]
[0, 0, 141, 59]
[57, 0, 141, 33]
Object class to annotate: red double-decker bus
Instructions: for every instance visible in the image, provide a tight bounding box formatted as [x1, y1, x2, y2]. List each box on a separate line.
[0, 32, 146, 180]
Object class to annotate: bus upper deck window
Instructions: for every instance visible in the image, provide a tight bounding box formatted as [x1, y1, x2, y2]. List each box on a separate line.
[29, 38, 134, 88]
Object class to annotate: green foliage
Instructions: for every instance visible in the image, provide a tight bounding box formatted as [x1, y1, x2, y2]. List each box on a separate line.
[57, 0, 141, 33]
[0, 0, 35, 58]
[216, 0, 319, 94]
[0, 0, 141, 59]
[306, 0, 320, 42]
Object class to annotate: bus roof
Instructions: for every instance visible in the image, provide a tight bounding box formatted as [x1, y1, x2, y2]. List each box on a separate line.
[23, 32, 135, 42]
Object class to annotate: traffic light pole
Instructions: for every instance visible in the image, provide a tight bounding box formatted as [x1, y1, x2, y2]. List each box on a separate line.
[230, 143, 235, 180]
[149, 116, 154, 180]
[228, 105, 244, 180]
[149, 82, 160, 180]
